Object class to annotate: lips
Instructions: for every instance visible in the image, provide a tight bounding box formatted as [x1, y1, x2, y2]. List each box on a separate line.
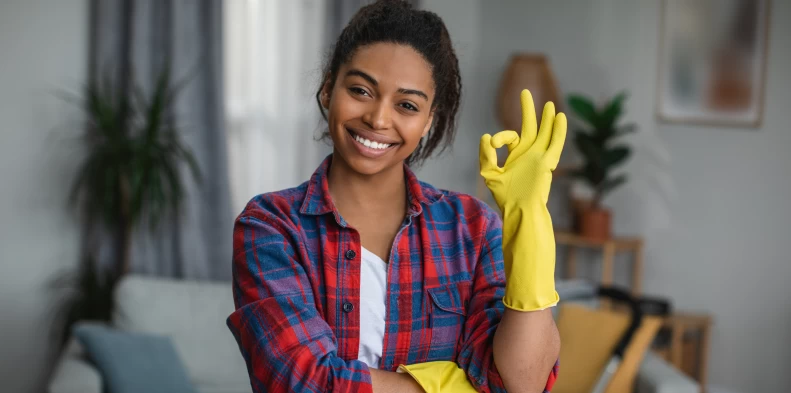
[346, 127, 400, 145]
[345, 127, 398, 158]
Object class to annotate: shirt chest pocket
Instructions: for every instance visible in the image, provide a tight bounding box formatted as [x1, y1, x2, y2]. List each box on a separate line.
[427, 282, 471, 360]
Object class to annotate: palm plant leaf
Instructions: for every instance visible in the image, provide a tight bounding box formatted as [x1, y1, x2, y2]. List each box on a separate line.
[58, 63, 202, 348]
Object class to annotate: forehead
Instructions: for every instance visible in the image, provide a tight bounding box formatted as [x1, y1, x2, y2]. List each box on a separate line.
[344, 43, 435, 94]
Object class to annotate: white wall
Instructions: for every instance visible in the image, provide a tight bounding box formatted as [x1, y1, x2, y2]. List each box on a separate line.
[425, 0, 791, 391]
[0, 0, 88, 391]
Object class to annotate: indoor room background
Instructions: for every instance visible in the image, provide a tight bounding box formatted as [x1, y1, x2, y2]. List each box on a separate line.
[1, 1, 788, 393]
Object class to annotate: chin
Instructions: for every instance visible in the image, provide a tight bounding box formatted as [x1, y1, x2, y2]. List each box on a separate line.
[335, 147, 393, 176]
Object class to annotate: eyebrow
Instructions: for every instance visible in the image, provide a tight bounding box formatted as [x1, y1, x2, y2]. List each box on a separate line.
[345, 69, 429, 101]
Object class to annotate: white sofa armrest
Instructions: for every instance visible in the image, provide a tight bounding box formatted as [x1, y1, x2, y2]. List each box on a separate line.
[48, 337, 102, 393]
[635, 352, 699, 393]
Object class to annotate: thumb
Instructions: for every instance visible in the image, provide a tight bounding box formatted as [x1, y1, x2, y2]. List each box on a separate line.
[479, 134, 499, 174]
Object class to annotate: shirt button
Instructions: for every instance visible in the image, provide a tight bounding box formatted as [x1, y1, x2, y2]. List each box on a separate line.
[342, 302, 354, 313]
[345, 249, 356, 260]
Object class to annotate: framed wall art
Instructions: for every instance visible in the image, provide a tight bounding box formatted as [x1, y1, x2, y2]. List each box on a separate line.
[656, 0, 771, 127]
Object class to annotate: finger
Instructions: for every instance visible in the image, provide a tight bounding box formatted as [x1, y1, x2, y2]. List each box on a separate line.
[519, 89, 538, 149]
[546, 112, 568, 170]
[533, 101, 556, 152]
[479, 134, 499, 172]
[491, 130, 520, 152]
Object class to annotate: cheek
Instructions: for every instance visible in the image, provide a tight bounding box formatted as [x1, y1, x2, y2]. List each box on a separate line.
[397, 116, 431, 142]
[328, 90, 364, 123]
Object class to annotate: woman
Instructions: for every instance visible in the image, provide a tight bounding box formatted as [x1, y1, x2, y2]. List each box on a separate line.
[227, 1, 565, 392]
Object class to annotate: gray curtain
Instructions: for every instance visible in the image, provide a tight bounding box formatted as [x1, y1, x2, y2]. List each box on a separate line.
[89, 0, 233, 280]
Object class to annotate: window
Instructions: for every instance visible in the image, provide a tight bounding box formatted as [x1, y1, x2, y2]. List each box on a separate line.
[223, 0, 329, 213]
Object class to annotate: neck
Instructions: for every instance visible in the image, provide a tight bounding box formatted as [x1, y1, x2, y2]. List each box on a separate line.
[327, 152, 408, 215]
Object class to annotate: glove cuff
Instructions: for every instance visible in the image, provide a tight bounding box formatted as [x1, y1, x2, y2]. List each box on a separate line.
[503, 290, 560, 312]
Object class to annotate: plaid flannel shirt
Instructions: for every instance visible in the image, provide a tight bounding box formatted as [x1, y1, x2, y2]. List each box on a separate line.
[227, 155, 559, 393]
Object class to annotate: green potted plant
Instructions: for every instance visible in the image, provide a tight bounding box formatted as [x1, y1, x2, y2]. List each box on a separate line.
[52, 65, 201, 346]
[566, 91, 636, 240]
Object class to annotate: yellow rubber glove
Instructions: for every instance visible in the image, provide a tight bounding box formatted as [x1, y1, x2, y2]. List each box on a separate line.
[398, 361, 477, 393]
[479, 89, 567, 312]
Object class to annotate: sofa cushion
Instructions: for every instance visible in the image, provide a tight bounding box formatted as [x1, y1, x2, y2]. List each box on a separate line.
[47, 337, 103, 393]
[73, 322, 197, 393]
[112, 275, 250, 392]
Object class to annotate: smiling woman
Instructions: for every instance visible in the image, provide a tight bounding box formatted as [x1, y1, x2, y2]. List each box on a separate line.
[225, 1, 560, 393]
[321, 43, 437, 175]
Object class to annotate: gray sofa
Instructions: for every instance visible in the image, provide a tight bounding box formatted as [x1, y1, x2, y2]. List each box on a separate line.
[48, 276, 700, 393]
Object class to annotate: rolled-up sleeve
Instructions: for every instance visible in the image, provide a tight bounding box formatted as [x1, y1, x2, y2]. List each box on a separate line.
[456, 209, 559, 393]
[226, 212, 373, 393]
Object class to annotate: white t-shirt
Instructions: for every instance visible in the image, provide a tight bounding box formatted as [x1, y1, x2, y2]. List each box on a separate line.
[357, 246, 388, 369]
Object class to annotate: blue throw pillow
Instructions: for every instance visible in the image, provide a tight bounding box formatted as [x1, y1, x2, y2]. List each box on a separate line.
[73, 323, 197, 393]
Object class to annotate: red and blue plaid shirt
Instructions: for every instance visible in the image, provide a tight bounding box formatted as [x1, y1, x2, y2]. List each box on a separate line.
[227, 155, 559, 393]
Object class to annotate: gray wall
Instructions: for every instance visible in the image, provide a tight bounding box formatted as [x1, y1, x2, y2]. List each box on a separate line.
[414, 0, 484, 196]
[421, 0, 791, 392]
[0, 0, 88, 391]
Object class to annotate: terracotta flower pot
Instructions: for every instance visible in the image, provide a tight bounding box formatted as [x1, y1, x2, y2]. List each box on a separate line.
[578, 206, 611, 241]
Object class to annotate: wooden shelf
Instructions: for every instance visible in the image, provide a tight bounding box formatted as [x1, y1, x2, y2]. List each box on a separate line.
[555, 231, 644, 295]
[555, 231, 643, 250]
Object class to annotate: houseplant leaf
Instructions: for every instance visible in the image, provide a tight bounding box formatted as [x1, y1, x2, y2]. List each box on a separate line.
[599, 174, 628, 197]
[573, 132, 601, 162]
[603, 146, 631, 168]
[567, 94, 599, 127]
[597, 91, 628, 130]
[58, 62, 203, 348]
[614, 123, 637, 137]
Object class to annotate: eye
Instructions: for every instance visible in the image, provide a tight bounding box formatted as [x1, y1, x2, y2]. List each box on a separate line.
[400, 102, 418, 112]
[349, 87, 370, 97]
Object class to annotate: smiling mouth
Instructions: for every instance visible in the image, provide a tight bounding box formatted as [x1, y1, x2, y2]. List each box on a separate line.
[346, 128, 397, 151]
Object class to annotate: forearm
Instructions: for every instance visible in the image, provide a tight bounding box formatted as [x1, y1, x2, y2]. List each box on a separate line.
[370, 368, 424, 393]
[493, 308, 560, 393]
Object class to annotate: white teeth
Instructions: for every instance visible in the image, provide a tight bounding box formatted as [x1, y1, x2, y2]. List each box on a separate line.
[353, 133, 392, 150]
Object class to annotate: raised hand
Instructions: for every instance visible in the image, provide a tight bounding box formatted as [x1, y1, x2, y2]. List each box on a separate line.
[479, 89, 567, 312]
[479, 89, 567, 211]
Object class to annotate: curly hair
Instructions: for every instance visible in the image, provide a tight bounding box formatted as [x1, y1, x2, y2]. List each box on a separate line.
[315, 0, 462, 167]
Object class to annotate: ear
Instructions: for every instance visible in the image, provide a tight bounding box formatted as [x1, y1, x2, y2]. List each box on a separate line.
[320, 78, 332, 109]
[422, 110, 435, 137]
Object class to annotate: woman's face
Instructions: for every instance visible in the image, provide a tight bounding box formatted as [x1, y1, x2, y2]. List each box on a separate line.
[322, 42, 435, 176]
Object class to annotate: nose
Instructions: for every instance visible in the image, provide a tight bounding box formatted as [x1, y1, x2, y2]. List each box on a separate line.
[362, 99, 392, 130]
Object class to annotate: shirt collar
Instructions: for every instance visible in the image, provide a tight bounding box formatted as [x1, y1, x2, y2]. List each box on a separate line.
[300, 154, 444, 220]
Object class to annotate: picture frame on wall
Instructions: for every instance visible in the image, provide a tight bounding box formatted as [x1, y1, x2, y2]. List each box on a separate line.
[656, 0, 771, 128]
